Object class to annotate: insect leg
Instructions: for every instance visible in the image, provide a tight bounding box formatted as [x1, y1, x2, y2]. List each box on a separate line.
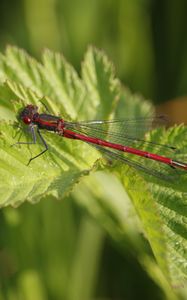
[27, 128, 48, 165]
[12, 124, 37, 146]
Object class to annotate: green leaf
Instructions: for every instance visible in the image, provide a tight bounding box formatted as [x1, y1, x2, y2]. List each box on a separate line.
[72, 172, 180, 297]
[0, 46, 119, 208]
[118, 124, 187, 287]
[72, 90, 187, 288]
[1, 46, 187, 289]
[82, 47, 120, 119]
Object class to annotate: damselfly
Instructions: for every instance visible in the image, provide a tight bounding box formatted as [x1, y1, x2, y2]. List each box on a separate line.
[14, 104, 187, 180]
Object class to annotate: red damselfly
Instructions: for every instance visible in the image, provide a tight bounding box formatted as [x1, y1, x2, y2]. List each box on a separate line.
[14, 104, 187, 181]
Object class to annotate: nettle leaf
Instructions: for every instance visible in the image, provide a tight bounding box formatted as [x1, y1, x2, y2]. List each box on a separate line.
[0, 46, 187, 287]
[74, 90, 187, 288]
[71, 91, 187, 288]
[0, 46, 120, 208]
[118, 124, 187, 287]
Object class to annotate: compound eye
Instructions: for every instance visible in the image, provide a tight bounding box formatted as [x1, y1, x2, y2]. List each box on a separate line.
[23, 116, 31, 124]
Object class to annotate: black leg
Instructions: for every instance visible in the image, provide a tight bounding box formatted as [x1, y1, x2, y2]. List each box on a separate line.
[12, 125, 48, 165]
[27, 128, 48, 165]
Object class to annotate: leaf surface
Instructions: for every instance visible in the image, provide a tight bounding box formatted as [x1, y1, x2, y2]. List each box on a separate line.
[0, 46, 187, 288]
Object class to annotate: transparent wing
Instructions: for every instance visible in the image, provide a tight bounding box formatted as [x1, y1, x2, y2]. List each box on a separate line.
[66, 116, 167, 138]
[89, 143, 181, 182]
[65, 116, 176, 157]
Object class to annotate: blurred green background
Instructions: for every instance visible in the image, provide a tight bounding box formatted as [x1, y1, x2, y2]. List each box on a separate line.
[0, 0, 187, 299]
[1, 0, 187, 104]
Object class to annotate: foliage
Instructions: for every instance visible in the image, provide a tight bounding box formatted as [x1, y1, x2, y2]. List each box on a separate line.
[0, 46, 187, 298]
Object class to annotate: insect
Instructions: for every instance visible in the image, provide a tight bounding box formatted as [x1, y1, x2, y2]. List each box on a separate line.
[14, 104, 187, 180]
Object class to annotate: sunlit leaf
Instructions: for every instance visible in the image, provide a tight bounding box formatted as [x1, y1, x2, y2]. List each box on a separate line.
[0, 46, 187, 289]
